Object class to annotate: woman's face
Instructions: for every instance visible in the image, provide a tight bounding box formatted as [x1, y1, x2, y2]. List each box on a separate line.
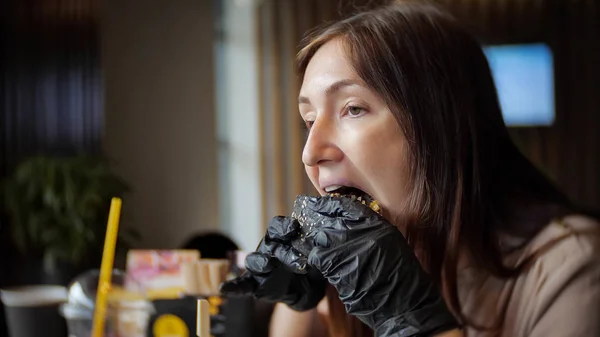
[299, 39, 411, 220]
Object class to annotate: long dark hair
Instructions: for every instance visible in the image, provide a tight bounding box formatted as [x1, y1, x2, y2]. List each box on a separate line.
[296, 0, 573, 331]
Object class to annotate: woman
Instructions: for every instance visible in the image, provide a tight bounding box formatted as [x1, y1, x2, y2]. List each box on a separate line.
[221, 1, 600, 336]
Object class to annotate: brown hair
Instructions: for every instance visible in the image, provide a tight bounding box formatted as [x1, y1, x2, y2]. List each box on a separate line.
[296, 0, 572, 333]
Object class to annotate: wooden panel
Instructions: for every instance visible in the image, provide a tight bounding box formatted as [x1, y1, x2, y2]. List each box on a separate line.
[282, 0, 304, 205]
[269, 0, 286, 217]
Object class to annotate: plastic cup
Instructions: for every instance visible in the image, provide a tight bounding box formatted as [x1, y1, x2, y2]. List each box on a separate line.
[60, 269, 154, 337]
[60, 301, 152, 337]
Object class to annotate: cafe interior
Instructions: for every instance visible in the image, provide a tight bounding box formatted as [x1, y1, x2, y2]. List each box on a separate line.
[0, 0, 599, 336]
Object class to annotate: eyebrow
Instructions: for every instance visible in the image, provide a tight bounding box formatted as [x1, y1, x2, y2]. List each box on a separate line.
[298, 79, 363, 105]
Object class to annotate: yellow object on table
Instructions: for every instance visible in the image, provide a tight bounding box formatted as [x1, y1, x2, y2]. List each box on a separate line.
[92, 197, 122, 337]
[196, 299, 210, 337]
[153, 314, 190, 337]
[207, 296, 222, 316]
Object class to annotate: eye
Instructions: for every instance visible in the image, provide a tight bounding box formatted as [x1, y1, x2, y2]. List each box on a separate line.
[301, 120, 313, 140]
[304, 120, 314, 130]
[299, 109, 315, 130]
[345, 105, 366, 117]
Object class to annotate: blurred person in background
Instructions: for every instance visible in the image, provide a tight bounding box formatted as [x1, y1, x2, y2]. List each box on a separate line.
[180, 232, 239, 259]
[221, 1, 600, 336]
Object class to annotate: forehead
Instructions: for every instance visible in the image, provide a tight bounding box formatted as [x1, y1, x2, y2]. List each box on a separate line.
[301, 39, 361, 93]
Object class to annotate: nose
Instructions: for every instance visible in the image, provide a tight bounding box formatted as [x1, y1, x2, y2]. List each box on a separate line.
[302, 117, 344, 167]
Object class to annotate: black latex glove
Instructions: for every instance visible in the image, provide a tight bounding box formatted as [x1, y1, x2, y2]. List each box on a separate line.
[293, 194, 460, 337]
[219, 216, 327, 311]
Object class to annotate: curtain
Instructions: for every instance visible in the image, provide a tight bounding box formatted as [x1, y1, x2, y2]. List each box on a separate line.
[1, 0, 103, 177]
[0, 0, 102, 334]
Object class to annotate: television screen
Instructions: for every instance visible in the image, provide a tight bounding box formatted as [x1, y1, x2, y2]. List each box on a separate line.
[482, 43, 555, 126]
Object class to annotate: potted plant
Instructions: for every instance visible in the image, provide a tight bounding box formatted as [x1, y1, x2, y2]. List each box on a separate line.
[1, 155, 139, 285]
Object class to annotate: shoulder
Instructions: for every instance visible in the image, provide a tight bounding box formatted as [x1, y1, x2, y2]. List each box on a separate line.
[459, 215, 600, 336]
[518, 214, 600, 272]
[510, 215, 600, 335]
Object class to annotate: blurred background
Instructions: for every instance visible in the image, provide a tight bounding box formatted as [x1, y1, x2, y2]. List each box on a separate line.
[0, 0, 599, 335]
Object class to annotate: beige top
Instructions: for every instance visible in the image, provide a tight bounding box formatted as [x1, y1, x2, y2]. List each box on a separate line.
[459, 215, 600, 337]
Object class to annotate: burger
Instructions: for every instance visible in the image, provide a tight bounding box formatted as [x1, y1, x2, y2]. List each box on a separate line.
[290, 187, 382, 257]
[327, 186, 381, 215]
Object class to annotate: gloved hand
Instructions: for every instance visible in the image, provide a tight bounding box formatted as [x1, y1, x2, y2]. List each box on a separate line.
[219, 216, 327, 311]
[293, 194, 460, 336]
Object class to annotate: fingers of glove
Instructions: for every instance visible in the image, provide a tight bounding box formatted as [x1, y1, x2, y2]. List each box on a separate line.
[306, 245, 336, 277]
[219, 273, 258, 295]
[255, 231, 290, 255]
[229, 271, 310, 307]
[266, 216, 301, 242]
[245, 247, 308, 275]
[269, 241, 309, 274]
[311, 226, 349, 250]
[245, 252, 277, 274]
[305, 240, 372, 279]
[287, 276, 328, 311]
[296, 206, 349, 248]
[255, 232, 299, 258]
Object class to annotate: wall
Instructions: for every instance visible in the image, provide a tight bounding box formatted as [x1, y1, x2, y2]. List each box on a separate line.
[101, 0, 219, 248]
[440, 0, 600, 208]
[216, 0, 264, 251]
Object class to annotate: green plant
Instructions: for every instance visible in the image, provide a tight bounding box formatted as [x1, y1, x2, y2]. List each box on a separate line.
[1, 155, 139, 270]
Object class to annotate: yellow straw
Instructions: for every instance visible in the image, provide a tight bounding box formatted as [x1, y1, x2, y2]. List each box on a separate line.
[92, 197, 122, 337]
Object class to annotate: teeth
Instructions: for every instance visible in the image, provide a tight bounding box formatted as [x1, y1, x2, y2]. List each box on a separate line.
[324, 185, 343, 193]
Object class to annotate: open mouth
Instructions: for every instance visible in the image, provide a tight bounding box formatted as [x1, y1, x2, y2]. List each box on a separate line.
[324, 186, 382, 215]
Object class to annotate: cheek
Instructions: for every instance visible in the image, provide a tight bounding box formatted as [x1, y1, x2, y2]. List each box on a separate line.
[359, 125, 406, 173]
[359, 121, 411, 202]
[380, 141, 412, 213]
[358, 143, 407, 190]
